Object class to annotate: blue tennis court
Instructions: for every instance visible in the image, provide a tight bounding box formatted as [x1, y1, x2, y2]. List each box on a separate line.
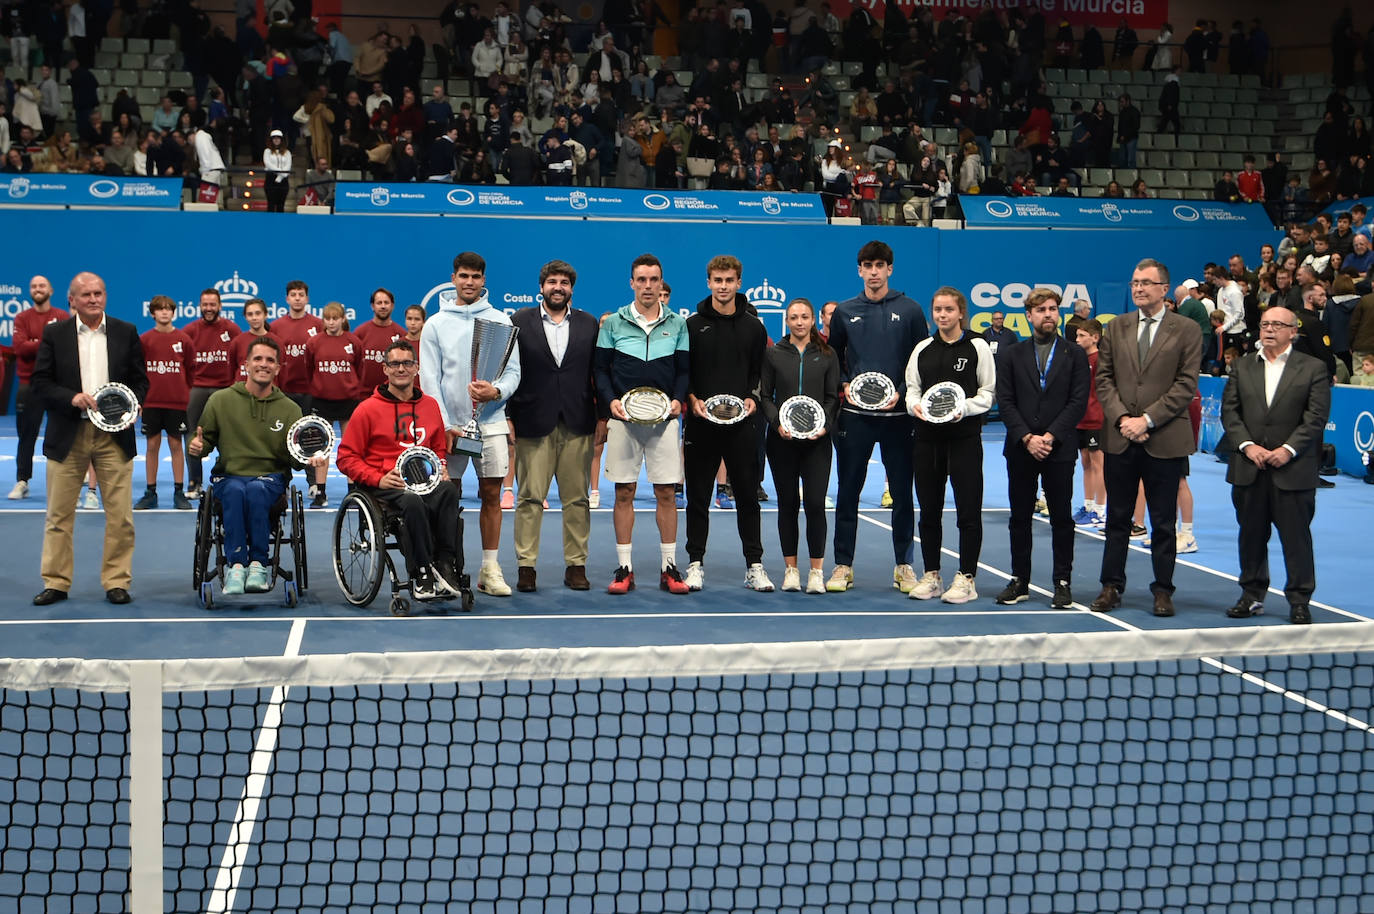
[2, 415, 1372, 913]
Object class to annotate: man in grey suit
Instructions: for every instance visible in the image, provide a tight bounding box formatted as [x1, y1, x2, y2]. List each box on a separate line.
[1091, 258, 1203, 617]
[1220, 307, 1330, 624]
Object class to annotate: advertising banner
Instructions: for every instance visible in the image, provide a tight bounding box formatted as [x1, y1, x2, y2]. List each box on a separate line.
[962, 196, 1273, 231]
[0, 174, 182, 209]
[334, 183, 829, 223]
[826, 0, 1169, 32]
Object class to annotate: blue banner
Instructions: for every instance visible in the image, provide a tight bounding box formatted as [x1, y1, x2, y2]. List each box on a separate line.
[333, 182, 829, 223]
[0, 211, 1274, 352]
[1200, 375, 1374, 478]
[0, 174, 182, 209]
[962, 196, 1274, 230]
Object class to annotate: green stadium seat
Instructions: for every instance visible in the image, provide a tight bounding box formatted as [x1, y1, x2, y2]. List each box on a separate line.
[121, 53, 145, 70]
[1219, 153, 1245, 171]
[1087, 70, 1109, 84]
[1114, 168, 1138, 185]
[1191, 171, 1215, 190]
[1195, 152, 1220, 170]
[1142, 168, 1165, 187]
[168, 72, 191, 89]
[95, 51, 119, 68]
[99, 37, 122, 53]
[1172, 151, 1197, 169]
[1178, 134, 1201, 151]
[126, 38, 150, 54]
[151, 39, 176, 55]
[1200, 135, 1224, 151]
[1154, 134, 1177, 151]
[1138, 134, 1155, 151]
[1089, 168, 1113, 185]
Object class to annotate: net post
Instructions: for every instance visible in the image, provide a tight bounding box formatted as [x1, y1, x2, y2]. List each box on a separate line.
[128, 661, 165, 914]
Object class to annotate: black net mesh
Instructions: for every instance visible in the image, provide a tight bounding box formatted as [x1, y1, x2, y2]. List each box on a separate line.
[0, 689, 130, 913]
[143, 651, 1374, 913]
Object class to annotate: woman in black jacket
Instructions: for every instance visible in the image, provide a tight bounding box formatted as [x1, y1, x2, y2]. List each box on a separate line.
[760, 298, 840, 594]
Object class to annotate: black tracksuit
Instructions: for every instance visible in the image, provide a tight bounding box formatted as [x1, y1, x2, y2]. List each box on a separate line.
[684, 293, 768, 566]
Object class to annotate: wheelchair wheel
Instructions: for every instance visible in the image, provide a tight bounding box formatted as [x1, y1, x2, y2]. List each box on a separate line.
[389, 595, 410, 616]
[332, 490, 386, 606]
[290, 485, 308, 591]
[192, 488, 214, 590]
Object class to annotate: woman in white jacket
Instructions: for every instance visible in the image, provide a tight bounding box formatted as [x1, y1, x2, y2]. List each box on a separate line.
[957, 142, 983, 194]
[262, 129, 292, 212]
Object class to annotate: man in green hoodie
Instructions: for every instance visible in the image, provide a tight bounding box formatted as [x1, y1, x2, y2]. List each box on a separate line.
[189, 336, 323, 595]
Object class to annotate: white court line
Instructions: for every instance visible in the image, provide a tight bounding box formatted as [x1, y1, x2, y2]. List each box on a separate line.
[858, 513, 1371, 733]
[204, 618, 306, 914]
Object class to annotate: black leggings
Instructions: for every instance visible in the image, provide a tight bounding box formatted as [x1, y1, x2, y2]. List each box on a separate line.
[265, 178, 289, 212]
[913, 433, 984, 576]
[767, 429, 832, 560]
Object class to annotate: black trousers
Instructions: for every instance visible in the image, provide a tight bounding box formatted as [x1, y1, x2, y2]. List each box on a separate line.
[185, 386, 218, 487]
[766, 429, 832, 560]
[15, 381, 44, 482]
[833, 411, 915, 566]
[1100, 443, 1185, 593]
[913, 434, 983, 577]
[1232, 476, 1316, 607]
[1006, 450, 1076, 583]
[684, 415, 763, 565]
[369, 484, 461, 578]
[264, 178, 289, 212]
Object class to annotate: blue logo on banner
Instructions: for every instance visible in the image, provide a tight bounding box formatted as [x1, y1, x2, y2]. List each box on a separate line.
[0, 174, 181, 208]
[962, 196, 1270, 230]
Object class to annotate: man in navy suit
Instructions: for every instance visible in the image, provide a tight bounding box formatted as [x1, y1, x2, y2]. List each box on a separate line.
[506, 260, 600, 592]
[994, 287, 1091, 608]
[31, 272, 149, 606]
[1220, 306, 1331, 624]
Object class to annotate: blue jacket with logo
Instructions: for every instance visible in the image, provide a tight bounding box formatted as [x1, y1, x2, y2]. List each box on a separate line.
[828, 288, 930, 412]
[594, 302, 691, 409]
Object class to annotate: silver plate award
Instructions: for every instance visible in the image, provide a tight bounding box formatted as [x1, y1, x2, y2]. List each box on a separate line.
[918, 381, 967, 424]
[703, 394, 749, 425]
[87, 382, 141, 432]
[396, 445, 443, 495]
[621, 387, 673, 425]
[778, 395, 825, 439]
[286, 414, 337, 464]
[847, 372, 897, 410]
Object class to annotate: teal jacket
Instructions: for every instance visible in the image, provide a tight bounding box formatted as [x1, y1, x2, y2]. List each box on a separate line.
[594, 303, 691, 407]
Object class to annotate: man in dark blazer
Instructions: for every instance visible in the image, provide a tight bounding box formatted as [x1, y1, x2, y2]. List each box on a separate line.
[506, 260, 600, 592]
[31, 272, 149, 606]
[1220, 306, 1330, 624]
[994, 288, 1091, 608]
[1092, 258, 1202, 617]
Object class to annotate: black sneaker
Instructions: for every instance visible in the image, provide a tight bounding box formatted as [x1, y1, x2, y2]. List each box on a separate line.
[1130, 524, 1147, 538]
[756, 485, 768, 502]
[432, 558, 462, 596]
[310, 486, 327, 508]
[133, 488, 158, 510]
[1052, 580, 1073, 609]
[994, 577, 1029, 604]
[184, 482, 202, 500]
[412, 569, 439, 600]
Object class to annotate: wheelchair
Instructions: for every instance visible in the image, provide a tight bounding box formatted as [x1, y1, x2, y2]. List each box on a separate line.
[331, 487, 474, 617]
[192, 481, 307, 608]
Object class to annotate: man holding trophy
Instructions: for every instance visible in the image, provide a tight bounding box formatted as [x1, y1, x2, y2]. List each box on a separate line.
[338, 340, 463, 601]
[420, 252, 522, 598]
[682, 255, 773, 593]
[593, 253, 693, 595]
[32, 272, 148, 606]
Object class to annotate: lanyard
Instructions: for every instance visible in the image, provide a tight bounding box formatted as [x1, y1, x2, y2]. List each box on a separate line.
[1037, 338, 1057, 390]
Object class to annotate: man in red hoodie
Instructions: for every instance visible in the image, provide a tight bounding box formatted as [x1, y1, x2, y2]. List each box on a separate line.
[337, 340, 463, 601]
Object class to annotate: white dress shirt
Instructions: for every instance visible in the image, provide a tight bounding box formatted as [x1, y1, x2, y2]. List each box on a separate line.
[540, 304, 571, 366]
[1241, 344, 1297, 457]
[77, 314, 110, 401]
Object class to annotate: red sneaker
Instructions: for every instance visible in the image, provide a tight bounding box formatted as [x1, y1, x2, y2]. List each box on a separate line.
[607, 566, 635, 594]
[660, 563, 690, 594]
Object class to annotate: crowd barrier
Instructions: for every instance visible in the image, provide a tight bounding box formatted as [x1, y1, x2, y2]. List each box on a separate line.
[962, 196, 1273, 230]
[1199, 374, 1374, 477]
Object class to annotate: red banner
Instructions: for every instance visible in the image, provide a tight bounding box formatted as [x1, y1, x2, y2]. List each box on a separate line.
[830, 0, 1167, 32]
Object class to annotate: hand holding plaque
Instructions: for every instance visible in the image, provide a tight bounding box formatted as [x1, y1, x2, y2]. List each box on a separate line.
[396, 445, 444, 495]
[917, 381, 966, 424]
[621, 387, 673, 425]
[702, 394, 749, 425]
[847, 372, 898, 410]
[286, 415, 336, 465]
[87, 382, 140, 432]
[778, 396, 825, 440]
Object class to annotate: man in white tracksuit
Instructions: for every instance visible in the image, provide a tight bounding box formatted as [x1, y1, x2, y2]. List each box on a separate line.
[420, 251, 522, 596]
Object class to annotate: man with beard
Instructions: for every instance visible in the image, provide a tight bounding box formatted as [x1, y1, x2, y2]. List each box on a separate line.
[354, 287, 406, 394]
[506, 260, 600, 592]
[9, 276, 68, 501]
[181, 287, 241, 499]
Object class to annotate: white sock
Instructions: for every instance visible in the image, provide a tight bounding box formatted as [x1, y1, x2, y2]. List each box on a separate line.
[1180, 522, 1193, 535]
[660, 543, 676, 570]
[482, 549, 498, 568]
[1087, 500, 1098, 513]
[616, 543, 633, 570]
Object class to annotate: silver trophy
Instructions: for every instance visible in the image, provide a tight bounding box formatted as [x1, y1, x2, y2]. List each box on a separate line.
[286, 415, 337, 463]
[454, 319, 519, 457]
[396, 445, 444, 495]
[919, 381, 967, 424]
[848, 372, 898, 410]
[88, 382, 140, 432]
[778, 395, 825, 439]
[703, 394, 749, 425]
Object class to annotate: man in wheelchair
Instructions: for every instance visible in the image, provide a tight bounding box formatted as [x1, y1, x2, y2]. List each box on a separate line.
[337, 340, 462, 600]
[188, 336, 323, 594]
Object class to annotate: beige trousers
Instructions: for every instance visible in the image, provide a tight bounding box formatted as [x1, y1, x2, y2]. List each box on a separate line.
[42, 423, 135, 591]
[513, 424, 593, 566]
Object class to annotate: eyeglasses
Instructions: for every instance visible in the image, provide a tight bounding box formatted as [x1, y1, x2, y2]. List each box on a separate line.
[384, 359, 417, 369]
[1257, 321, 1295, 330]
[1129, 280, 1167, 288]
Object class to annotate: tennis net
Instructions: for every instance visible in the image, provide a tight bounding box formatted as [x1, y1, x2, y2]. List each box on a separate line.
[3, 624, 1374, 913]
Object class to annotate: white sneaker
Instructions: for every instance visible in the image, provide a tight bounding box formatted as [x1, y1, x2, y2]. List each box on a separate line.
[892, 563, 918, 594]
[806, 568, 826, 594]
[684, 561, 705, 591]
[244, 561, 271, 593]
[81, 488, 101, 510]
[941, 572, 978, 604]
[826, 565, 853, 592]
[781, 566, 801, 591]
[1176, 532, 1198, 554]
[8, 480, 28, 499]
[908, 571, 943, 600]
[824, 495, 835, 508]
[744, 563, 774, 592]
[588, 489, 600, 509]
[478, 563, 512, 596]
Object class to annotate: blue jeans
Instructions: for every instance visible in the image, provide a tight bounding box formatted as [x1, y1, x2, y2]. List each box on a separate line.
[1113, 138, 1138, 169]
[213, 473, 288, 566]
[832, 410, 915, 567]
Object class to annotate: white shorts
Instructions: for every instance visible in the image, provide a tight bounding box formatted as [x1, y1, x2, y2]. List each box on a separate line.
[446, 433, 509, 480]
[604, 418, 681, 485]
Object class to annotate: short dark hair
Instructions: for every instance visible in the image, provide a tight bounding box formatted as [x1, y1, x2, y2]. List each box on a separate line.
[539, 259, 577, 286]
[452, 251, 486, 274]
[1134, 258, 1171, 288]
[1078, 319, 1104, 337]
[247, 335, 281, 358]
[244, 298, 267, 315]
[631, 253, 662, 276]
[200, 287, 221, 302]
[286, 279, 309, 294]
[149, 294, 176, 314]
[385, 339, 416, 359]
[371, 287, 395, 305]
[856, 240, 894, 265]
[405, 304, 426, 320]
